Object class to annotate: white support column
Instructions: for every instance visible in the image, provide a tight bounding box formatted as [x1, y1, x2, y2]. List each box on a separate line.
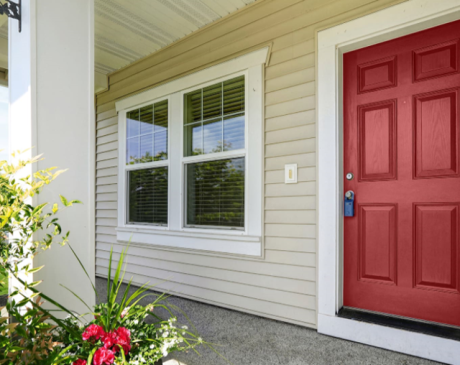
[9, 0, 95, 314]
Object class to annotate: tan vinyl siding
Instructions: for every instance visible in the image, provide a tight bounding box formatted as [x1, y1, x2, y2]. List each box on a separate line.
[95, 0, 407, 328]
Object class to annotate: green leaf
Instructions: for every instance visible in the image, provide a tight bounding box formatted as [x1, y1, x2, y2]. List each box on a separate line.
[59, 195, 69, 207]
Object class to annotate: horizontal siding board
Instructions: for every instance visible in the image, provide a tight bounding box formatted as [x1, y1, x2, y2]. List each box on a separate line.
[96, 184, 118, 194]
[96, 176, 118, 185]
[265, 223, 316, 239]
[265, 250, 315, 266]
[96, 252, 315, 295]
[97, 150, 118, 162]
[266, 125, 315, 144]
[97, 141, 118, 153]
[266, 67, 315, 93]
[96, 167, 117, 178]
[96, 210, 118, 218]
[269, 39, 315, 65]
[96, 257, 315, 309]
[265, 196, 315, 210]
[97, 242, 316, 281]
[265, 237, 316, 253]
[265, 96, 315, 119]
[96, 193, 117, 202]
[97, 159, 118, 170]
[265, 181, 315, 197]
[96, 218, 117, 227]
[265, 210, 316, 224]
[265, 110, 315, 132]
[265, 54, 315, 80]
[97, 102, 116, 115]
[97, 133, 118, 145]
[97, 116, 118, 130]
[97, 124, 118, 137]
[265, 81, 315, 106]
[265, 138, 315, 157]
[96, 266, 316, 325]
[97, 109, 117, 122]
[96, 226, 117, 235]
[96, 201, 118, 210]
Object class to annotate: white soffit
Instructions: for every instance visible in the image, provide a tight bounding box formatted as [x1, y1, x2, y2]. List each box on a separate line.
[95, 0, 258, 75]
[0, 0, 258, 79]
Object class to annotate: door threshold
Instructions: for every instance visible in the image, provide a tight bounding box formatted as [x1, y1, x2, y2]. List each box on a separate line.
[338, 307, 460, 342]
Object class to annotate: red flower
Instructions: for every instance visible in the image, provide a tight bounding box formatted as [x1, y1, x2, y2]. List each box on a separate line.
[115, 327, 131, 354]
[73, 360, 87, 365]
[82, 324, 104, 342]
[101, 331, 118, 349]
[93, 347, 115, 365]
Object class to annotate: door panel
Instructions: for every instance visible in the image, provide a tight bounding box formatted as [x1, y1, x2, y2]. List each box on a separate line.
[343, 19, 460, 327]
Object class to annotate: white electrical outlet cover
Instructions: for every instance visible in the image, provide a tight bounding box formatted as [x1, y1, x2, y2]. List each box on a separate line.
[285, 164, 298, 184]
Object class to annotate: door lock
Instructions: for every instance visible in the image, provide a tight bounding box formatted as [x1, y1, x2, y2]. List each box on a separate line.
[346, 172, 354, 180]
[344, 190, 355, 217]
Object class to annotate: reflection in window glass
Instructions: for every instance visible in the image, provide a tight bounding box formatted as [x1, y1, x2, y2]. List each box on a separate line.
[184, 123, 202, 156]
[223, 114, 245, 151]
[186, 157, 245, 228]
[128, 167, 168, 225]
[203, 119, 222, 154]
[183, 76, 245, 157]
[126, 100, 168, 165]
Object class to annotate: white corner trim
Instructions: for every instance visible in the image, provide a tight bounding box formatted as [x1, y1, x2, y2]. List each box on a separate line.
[115, 46, 269, 112]
[317, 0, 460, 364]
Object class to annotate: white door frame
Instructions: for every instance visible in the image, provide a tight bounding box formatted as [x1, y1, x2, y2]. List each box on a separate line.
[317, 0, 460, 363]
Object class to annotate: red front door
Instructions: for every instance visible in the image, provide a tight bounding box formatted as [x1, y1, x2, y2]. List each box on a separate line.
[343, 19, 460, 327]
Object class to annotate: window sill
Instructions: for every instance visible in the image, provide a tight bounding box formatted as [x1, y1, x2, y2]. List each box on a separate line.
[116, 226, 262, 257]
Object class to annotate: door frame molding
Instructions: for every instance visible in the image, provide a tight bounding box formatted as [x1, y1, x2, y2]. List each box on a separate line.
[317, 0, 460, 363]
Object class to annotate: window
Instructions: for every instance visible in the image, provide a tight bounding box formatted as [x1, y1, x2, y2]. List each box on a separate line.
[124, 100, 169, 226]
[116, 47, 267, 256]
[183, 76, 246, 229]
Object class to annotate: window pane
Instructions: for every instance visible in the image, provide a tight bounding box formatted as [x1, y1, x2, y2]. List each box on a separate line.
[154, 131, 167, 161]
[140, 134, 154, 163]
[127, 109, 140, 138]
[203, 118, 222, 154]
[184, 76, 245, 157]
[127, 100, 168, 165]
[128, 167, 168, 225]
[223, 76, 245, 115]
[139, 105, 153, 135]
[184, 123, 202, 156]
[223, 113, 245, 151]
[154, 100, 168, 133]
[127, 137, 139, 164]
[186, 158, 245, 228]
[203, 83, 222, 120]
[184, 90, 202, 124]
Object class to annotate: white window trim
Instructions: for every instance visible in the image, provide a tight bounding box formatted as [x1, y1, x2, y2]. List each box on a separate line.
[116, 47, 268, 257]
[317, 1, 460, 364]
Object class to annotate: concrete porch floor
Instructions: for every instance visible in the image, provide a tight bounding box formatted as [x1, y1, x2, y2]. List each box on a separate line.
[96, 278, 442, 365]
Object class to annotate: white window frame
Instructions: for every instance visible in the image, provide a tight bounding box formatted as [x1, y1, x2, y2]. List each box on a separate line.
[116, 47, 268, 257]
[317, 1, 460, 363]
[120, 96, 171, 228]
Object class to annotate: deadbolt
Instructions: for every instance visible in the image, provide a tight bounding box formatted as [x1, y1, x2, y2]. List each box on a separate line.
[346, 172, 354, 180]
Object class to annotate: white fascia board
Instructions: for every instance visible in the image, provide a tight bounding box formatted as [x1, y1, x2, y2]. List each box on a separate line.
[115, 46, 269, 112]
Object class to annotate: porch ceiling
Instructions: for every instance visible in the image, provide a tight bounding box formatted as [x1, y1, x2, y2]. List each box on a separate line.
[0, 0, 258, 88]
